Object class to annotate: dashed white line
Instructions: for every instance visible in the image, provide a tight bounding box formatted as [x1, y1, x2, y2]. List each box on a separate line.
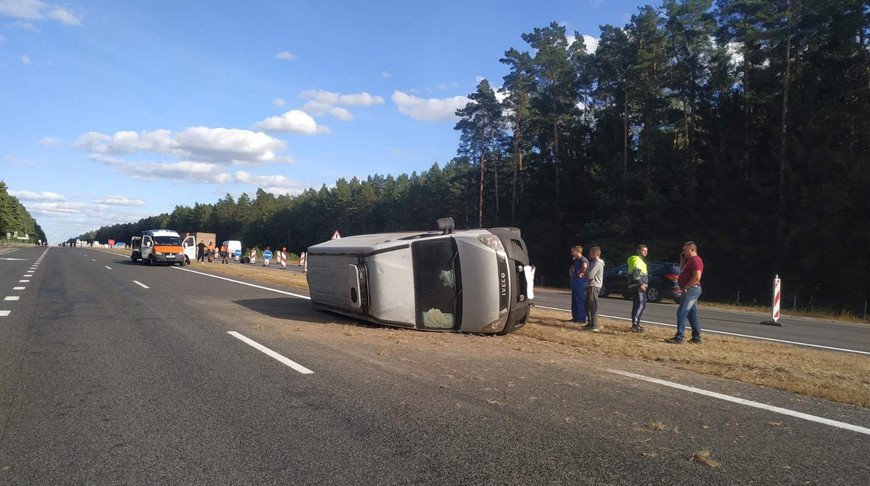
[535, 305, 870, 356]
[4, 296, 20, 301]
[13, 287, 25, 290]
[105, 266, 112, 270]
[173, 267, 310, 300]
[607, 369, 870, 436]
[19, 280, 29, 283]
[227, 331, 314, 374]
[92, 259, 96, 262]
[133, 280, 150, 289]
[0, 311, 9, 317]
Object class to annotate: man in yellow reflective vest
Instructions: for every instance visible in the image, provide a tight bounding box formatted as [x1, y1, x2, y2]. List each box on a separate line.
[627, 244, 649, 332]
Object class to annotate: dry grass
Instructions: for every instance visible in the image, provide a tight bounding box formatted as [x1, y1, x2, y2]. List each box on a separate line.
[698, 301, 868, 325]
[518, 308, 870, 408]
[691, 450, 722, 468]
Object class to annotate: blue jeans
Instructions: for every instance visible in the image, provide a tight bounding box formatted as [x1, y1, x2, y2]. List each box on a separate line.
[675, 286, 702, 341]
[571, 278, 587, 323]
[631, 287, 646, 327]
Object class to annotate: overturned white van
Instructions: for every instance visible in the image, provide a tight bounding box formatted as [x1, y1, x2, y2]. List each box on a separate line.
[306, 219, 534, 334]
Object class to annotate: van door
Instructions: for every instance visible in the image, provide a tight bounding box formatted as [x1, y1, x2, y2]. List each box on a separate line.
[142, 235, 154, 264]
[182, 236, 196, 264]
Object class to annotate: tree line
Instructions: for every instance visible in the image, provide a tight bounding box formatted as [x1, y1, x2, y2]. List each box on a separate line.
[0, 181, 47, 244]
[77, 0, 869, 314]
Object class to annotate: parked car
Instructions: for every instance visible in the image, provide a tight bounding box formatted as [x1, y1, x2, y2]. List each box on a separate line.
[600, 261, 682, 303]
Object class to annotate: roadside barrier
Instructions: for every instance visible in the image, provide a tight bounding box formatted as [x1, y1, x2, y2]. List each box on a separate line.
[761, 275, 783, 326]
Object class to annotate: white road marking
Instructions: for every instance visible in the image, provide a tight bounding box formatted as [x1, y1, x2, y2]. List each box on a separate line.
[4, 296, 20, 301]
[173, 267, 311, 300]
[105, 266, 112, 270]
[0, 257, 27, 261]
[228, 331, 314, 374]
[133, 280, 150, 289]
[13, 287, 25, 290]
[535, 305, 870, 356]
[607, 369, 870, 436]
[19, 280, 29, 283]
[92, 259, 96, 262]
[0, 310, 9, 317]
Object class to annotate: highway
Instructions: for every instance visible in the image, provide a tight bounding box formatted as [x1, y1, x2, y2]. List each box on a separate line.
[1, 246, 868, 484]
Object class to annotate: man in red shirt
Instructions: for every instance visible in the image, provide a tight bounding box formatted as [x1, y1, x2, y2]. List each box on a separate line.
[666, 241, 704, 344]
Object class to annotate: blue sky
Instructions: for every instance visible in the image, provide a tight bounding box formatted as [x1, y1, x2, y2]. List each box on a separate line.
[1, 0, 648, 243]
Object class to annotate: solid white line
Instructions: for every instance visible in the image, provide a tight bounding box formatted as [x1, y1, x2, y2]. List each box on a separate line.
[535, 305, 870, 356]
[607, 369, 870, 436]
[133, 280, 150, 289]
[227, 331, 314, 374]
[13, 287, 25, 290]
[4, 296, 20, 301]
[173, 267, 311, 300]
[0, 310, 9, 317]
[105, 266, 112, 270]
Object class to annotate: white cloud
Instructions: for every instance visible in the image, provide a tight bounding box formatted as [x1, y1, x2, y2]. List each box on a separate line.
[15, 19, 39, 31]
[39, 136, 61, 146]
[2, 154, 41, 165]
[391, 90, 470, 123]
[74, 127, 291, 164]
[234, 170, 307, 196]
[9, 189, 66, 201]
[566, 34, 599, 53]
[300, 89, 384, 108]
[20, 54, 30, 64]
[0, 1, 82, 26]
[275, 50, 296, 60]
[381, 70, 393, 78]
[272, 98, 286, 108]
[27, 201, 85, 214]
[475, 76, 485, 84]
[93, 195, 145, 206]
[254, 109, 331, 135]
[328, 106, 354, 121]
[93, 156, 234, 184]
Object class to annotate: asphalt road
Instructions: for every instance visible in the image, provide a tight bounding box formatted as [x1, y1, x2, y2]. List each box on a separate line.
[1, 246, 868, 484]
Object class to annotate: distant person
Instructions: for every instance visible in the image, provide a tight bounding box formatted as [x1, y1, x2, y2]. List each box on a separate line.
[568, 246, 589, 324]
[207, 242, 215, 263]
[196, 240, 206, 264]
[627, 244, 649, 332]
[220, 243, 229, 264]
[666, 241, 704, 344]
[583, 246, 604, 331]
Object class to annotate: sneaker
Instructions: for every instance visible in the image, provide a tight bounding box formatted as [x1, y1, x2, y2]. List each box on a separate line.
[582, 326, 600, 332]
[630, 326, 645, 333]
[665, 337, 683, 344]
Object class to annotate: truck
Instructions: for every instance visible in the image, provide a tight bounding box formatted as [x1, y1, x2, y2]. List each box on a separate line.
[306, 218, 534, 334]
[140, 229, 196, 266]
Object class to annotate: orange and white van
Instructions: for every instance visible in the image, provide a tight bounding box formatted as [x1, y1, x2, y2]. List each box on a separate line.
[140, 229, 196, 266]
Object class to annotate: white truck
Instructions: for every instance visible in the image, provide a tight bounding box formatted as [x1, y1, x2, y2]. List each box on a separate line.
[306, 218, 534, 334]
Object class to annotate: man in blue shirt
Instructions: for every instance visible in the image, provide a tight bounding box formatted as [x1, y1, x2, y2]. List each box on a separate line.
[568, 246, 589, 324]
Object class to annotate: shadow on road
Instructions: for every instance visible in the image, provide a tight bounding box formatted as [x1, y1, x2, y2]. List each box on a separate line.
[232, 298, 380, 330]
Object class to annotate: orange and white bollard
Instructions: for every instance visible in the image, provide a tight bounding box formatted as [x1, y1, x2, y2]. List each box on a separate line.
[279, 248, 287, 269]
[761, 275, 783, 326]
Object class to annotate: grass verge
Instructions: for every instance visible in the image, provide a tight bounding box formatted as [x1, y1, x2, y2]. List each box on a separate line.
[105, 246, 870, 407]
[520, 307, 870, 408]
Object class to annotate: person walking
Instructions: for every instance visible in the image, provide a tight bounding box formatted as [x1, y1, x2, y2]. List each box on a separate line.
[196, 240, 206, 264]
[583, 246, 604, 331]
[220, 243, 229, 264]
[666, 241, 705, 344]
[568, 246, 589, 324]
[627, 244, 649, 332]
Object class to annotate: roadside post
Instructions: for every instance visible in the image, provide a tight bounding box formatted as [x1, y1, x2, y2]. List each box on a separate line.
[263, 249, 273, 266]
[761, 275, 783, 326]
[233, 248, 241, 262]
[279, 247, 287, 269]
[300, 251, 307, 273]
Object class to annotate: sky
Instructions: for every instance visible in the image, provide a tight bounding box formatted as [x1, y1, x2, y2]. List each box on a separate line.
[1, 0, 649, 244]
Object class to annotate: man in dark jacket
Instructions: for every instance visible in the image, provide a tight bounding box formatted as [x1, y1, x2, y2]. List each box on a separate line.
[196, 240, 206, 264]
[627, 244, 649, 332]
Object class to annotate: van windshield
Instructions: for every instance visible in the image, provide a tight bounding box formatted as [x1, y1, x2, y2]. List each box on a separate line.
[412, 238, 461, 330]
[154, 236, 181, 246]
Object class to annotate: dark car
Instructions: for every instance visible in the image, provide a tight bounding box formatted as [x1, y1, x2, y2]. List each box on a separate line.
[600, 261, 682, 303]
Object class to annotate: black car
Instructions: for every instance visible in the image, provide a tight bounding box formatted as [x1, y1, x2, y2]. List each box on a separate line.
[600, 261, 682, 303]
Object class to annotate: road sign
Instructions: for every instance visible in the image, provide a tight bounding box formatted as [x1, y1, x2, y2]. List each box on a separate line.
[263, 250, 273, 260]
[233, 249, 242, 257]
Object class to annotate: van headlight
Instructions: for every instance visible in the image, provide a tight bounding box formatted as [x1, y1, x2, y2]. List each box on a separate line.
[154, 251, 163, 256]
[477, 234, 504, 251]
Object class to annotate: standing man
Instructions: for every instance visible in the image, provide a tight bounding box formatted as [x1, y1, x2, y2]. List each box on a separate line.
[627, 244, 649, 332]
[666, 241, 704, 344]
[568, 246, 589, 324]
[220, 243, 229, 264]
[196, 240, 206, 264]
[583, 246, 604, 331]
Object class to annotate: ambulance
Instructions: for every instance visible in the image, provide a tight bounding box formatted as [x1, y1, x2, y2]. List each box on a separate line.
[306, 218, 535, 334]
[140, 229, 196, 266]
